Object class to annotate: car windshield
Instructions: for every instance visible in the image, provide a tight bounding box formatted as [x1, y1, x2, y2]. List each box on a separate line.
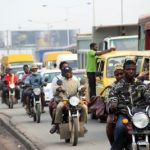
[106, 57, 125, 77]
[106, 56, 143, 77]
[43, 72, 60, 83]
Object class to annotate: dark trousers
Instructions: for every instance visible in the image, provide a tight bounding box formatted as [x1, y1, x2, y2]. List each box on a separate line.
[87, 72, 96, 99]
[111, 115, 127, 150]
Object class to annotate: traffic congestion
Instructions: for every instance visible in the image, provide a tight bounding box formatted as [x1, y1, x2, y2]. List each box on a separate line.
[0, 1, 150, 149]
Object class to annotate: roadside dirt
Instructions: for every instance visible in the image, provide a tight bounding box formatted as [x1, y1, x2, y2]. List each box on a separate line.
[0, 125, 28, 150]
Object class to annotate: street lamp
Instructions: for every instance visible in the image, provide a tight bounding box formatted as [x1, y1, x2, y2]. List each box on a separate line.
[92, 0, 95, 27]
[121, 0, 123, 24]
[85, 1, 95, 29]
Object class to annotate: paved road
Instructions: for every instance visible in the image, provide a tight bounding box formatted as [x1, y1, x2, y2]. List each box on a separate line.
[0, 102, 110, 150]
[0, 124, 27, 150]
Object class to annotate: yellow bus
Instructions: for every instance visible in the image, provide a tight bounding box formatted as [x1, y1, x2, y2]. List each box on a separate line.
[43, 51, 72, 68]
[1, 54, 34, 73]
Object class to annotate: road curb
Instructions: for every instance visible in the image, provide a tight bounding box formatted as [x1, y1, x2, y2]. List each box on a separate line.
[0, 113, 39, 150]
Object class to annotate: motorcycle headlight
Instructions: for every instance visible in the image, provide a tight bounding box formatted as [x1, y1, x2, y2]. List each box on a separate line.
[33, 88, 41, 95]
[9, 83, 15, 89]
[69, 96, 80, 106]
[132, 112, 149, 129]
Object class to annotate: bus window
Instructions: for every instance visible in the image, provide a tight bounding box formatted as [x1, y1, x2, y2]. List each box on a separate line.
[136, 57, 142, 75]
[143, 58, 149, 71]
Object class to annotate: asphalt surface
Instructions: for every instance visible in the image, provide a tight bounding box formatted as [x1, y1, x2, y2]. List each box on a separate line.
[0, 100, 110, 150]
[0, 123, 27, 150]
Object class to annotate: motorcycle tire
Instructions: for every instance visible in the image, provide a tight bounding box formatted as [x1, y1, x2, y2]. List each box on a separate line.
[9, 96, 14, 109]
[9, 101, 13, 109]
[65, 139, 70, 143]
[90, 111, 97, 120]
[71, 118, 78, 146]
[36, 103, 41, 123]
[33, 113, 36, 122]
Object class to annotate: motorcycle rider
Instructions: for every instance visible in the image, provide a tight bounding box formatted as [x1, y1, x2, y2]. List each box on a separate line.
[108, 59, 150, 150]
[51, 61, 69, 89]
[50, 66, 88, 134]
[48, 61, 69, 119]
[2, 68, 20, 102]
[25, 63, 46, 114]
[20, 64, 31, 107]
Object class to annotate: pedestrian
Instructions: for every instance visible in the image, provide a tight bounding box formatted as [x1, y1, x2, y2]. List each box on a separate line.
[86, 42, 115, 100]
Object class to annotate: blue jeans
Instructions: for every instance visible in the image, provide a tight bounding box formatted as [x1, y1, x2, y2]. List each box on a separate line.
[111, 115, 127, 150]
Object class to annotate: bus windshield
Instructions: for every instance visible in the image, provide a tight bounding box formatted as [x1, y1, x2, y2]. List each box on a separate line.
[106, 57, 125, 77]
[110, 37, 138, 50]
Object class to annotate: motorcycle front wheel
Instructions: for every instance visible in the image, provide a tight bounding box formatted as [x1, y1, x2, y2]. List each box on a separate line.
[71, 118, 78, 146]
[36, 103, 41, 123]
[9, 95, 14, 109]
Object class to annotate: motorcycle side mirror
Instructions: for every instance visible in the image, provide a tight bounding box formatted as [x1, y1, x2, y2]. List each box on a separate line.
[57, 79, 63, 86]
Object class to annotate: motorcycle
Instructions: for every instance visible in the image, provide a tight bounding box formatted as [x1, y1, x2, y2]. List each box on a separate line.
[24, 80, 47, 123]
[121, 105, 150, 150]
[59, 96, 86, 146]
[3, 81, 17, 109]
[7, 83, 16, 109]
[53, 79, 87, 146]
[30, 86, 42, 123]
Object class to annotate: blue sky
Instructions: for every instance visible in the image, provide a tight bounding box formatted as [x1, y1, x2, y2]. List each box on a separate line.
[0, 0, 150, 33]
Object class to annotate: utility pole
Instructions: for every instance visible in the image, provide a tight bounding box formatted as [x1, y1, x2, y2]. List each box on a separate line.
[6, 30, 9, 55]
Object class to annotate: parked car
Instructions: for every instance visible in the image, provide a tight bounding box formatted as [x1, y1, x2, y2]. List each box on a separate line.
[40, 69, 61, 105]
[16, 70, 24, 80]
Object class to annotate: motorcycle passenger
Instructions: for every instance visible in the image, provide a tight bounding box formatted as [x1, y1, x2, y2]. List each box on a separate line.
[2, 68, 20, 102]
[106, 63, 124, 145]
[51, 61, 69, 90]
[108, 59, 150, 150]
[50, 66, 88, 134]
[48, 61, 69, 119]
[25, 64, 45, 114]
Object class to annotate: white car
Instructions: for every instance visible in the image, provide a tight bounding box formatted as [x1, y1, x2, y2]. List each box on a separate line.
[16, 70, 24, 80]
[40, 69, 61, 105]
